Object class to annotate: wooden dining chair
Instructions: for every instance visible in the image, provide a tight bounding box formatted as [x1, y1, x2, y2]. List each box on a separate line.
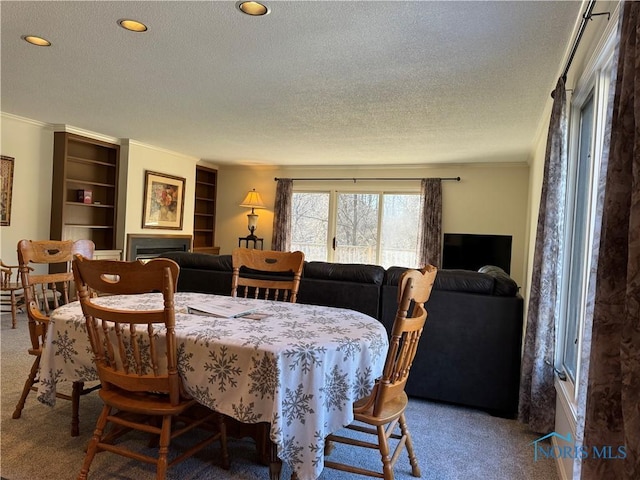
[72, 255, 229, 480]
[324, 265, 438, 480]
[1, 260, 29, 328]
[12, 239, 98, 437]
[231, 248, 305, 468]
[231, 248, 305, 303]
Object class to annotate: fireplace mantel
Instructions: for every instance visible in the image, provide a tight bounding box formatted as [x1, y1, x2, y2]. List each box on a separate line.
[126, 234, 192, 261]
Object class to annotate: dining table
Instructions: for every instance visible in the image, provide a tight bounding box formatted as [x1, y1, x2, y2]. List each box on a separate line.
[37, 292, 389, 480]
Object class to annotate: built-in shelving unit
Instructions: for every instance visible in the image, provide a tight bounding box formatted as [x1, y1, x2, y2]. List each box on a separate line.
[50, 132, 120, 253]
[193, 165, 219, 254]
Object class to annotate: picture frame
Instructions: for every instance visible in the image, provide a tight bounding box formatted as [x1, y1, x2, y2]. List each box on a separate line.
[142, 170, 186, 230]
[1, 156, 15, 226]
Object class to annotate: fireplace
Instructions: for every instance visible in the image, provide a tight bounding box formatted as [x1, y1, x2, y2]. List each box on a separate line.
[126, 234, 192, 261]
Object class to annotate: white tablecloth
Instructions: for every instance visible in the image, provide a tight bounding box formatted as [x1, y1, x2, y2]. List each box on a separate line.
[38, 292, 389, 480]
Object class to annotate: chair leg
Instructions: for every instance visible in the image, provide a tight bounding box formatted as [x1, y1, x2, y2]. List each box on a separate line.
[71, 381, 83, 437]
[148, 416, 161, 448]
[156, 415, 172, 480]
[10, 290, 17, 328]
[217, 413, 230, 470]
[324, 439, 335, 456]
[78, 404, 111, 480]
[12, 355, 40, 419]
[255, 422, 271, 465]
[399, 413, 421, 477]
[377, 424, 394, 480]
[269, 439, 283, 480]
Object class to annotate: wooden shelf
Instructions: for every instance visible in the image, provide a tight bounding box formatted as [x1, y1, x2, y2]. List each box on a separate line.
[65, 224, 114, 229]
[51, 132, 120, 251]
[66, 179, 116, 188]
[65, 202, 115, 208]
[68, 156, 117, 168]
[193, 166, 217, 251]
[193, 246, 220, 255]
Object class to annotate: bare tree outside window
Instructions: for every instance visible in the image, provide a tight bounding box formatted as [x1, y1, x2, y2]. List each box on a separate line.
[380, 194, 421, 268]
[291, 191, 421, 267]
[336, 193, 378, 263]
[291, 192, 329, 261]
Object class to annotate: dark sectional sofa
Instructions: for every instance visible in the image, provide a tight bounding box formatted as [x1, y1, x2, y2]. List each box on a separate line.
[161, 251, 523, 417]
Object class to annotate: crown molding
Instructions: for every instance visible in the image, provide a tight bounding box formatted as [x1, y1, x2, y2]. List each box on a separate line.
[49, 124, 121, 145]
[126, 139, 200, 162]
[1, 111, 49, 128]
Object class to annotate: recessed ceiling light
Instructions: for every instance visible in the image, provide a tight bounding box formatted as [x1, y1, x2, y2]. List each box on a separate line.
[237, 1, 269, 16]
[22, 35, 51, 46]
[118, 19, 148, 32]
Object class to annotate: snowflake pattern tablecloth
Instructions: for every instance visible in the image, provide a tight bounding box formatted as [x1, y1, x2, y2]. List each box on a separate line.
[38, 292, 389, 480]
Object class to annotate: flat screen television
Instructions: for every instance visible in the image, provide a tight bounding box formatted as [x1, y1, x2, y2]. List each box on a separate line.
[442, 233, 512, 274]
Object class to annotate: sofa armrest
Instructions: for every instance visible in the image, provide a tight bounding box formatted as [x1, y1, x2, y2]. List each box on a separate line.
[478, 265, 519, 296]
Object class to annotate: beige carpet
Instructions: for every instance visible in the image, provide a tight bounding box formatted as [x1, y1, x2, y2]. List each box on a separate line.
[1, 312, 558, 480]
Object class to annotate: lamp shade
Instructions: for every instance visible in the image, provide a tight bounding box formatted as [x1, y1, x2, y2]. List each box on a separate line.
[239, 189, 265, 210]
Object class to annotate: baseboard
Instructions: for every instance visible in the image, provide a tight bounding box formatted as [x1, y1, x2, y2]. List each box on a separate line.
[553, 376, 578, 480]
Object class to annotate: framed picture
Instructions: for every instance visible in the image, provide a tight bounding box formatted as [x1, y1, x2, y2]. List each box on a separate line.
[142, 170, 185, 230]
[1, 156, 15, 226]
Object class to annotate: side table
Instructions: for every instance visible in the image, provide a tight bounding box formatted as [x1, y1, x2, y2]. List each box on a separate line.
[238, 237, 264, 249]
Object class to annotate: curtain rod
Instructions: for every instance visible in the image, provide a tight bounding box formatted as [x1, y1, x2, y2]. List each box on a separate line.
[560, 0, 609, 82]
[274, 176, 461, 182]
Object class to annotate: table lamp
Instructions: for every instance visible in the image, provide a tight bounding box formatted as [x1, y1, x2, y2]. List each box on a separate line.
[240, 189, 265, 240]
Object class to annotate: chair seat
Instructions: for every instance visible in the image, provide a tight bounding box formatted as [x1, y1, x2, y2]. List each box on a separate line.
[354, 392, 408, 425]
[100, 388, 197, 416]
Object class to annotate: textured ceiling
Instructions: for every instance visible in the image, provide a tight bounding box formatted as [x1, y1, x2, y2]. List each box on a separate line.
[1, 1, 582, 166]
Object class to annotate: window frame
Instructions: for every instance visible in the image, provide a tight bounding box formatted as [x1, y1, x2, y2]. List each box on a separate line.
[555, 24, 616, 407]
[291, 184, 422, 267]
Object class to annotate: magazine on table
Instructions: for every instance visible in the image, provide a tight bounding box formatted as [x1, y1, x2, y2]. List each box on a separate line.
[187, 298, 266, 319]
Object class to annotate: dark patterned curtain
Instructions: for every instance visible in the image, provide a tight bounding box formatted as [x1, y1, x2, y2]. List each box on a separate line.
[518, 77, 568, 434]
[271, 178, 293, 251]
[575, 4, 640, 478]
[417, 178, 442, 268]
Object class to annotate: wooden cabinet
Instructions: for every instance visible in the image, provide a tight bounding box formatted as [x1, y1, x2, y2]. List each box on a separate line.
[50, 132, 120, 252]
[193, 165, 218, 254]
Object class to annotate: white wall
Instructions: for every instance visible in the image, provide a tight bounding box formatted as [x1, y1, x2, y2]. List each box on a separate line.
[0, 114, 53, 266]
[118, 140, 202, 256]
[217, 162, 530, 288]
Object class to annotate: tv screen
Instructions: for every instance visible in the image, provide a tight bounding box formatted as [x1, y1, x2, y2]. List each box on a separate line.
[442, 233, 512, 274]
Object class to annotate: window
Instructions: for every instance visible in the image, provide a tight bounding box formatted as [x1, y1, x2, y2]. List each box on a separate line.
[557, 35, 614, 399]
[291, 192, 330, 262]
[562, 91, 595, 383]
[291, 190, 421, 268]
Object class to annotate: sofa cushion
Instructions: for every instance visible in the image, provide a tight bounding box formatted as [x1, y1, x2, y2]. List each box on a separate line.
[304, 261, 385, 285]
[298, 277, 381, 319]
[436, 270, 495, 295]
[478, 265, 519, 296]
[161, 252, 232, 271]
[384, 266, 495, 295]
